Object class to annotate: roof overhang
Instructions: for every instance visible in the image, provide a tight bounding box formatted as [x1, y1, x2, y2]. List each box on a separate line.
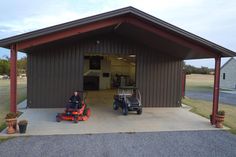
[0, 6, 235, 59]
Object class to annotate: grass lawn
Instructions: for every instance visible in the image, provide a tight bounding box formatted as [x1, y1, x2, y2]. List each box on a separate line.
[182, 98, 236, 134]
[186, 74, 214, 92]
[0, 79, 27, 132]
[184, 74, 236, 134]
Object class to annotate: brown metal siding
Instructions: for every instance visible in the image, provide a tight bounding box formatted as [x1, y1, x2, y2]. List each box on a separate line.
[136, 50, 182, 107]
[27, 35, 182, 108]
[27, 44, 83, 108]
[79, 36, 139, 56]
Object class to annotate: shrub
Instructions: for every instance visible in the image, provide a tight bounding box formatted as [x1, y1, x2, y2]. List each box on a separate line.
[5, 112, 17, 119]
[217, 110, 225, 116]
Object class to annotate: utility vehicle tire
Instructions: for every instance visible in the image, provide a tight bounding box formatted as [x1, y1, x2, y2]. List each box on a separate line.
[137, 109, 142, 115]
[113, 102, 119, 110]
[122, 107, 128, 115]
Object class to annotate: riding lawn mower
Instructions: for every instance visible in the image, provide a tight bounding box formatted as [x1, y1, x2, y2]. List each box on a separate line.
[56, 91, 91, 123]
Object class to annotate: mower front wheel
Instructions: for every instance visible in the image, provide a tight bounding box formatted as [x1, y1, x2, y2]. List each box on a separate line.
[73, 116, 78, 123]
[56, 114, 61, 122]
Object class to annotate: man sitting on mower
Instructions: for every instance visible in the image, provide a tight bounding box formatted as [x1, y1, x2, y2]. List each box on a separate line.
[66, 91, 82, 110]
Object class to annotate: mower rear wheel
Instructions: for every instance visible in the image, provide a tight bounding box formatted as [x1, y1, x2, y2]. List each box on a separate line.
[86, 108, 91, 117]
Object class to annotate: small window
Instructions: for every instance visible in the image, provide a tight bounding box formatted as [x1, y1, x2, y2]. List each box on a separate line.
[89, 56, 101, 70]
[223, 73, 226, 80]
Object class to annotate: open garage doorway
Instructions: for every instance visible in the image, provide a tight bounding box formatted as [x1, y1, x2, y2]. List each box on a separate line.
[83, 54, 136, 111]
[83, 54, 136, 91]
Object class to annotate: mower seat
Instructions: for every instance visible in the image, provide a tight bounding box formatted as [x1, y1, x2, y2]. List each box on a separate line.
[66, 102, 82, 111]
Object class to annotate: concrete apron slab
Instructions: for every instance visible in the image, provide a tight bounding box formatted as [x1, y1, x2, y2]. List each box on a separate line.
[1, 101, 225, 136]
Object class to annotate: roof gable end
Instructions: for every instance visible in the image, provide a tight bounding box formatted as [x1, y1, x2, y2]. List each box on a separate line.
[0, 6, 235, 57]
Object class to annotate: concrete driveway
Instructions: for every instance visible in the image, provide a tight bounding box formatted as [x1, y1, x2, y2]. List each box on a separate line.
[1, 90, 223, 136]
[1, 106, 220, 136]
[0, 130, 236, 157]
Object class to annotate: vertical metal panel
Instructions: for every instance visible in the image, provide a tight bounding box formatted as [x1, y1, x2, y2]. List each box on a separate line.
[27, 43, 83, 108]
[28, 35, 182, 108]
[136, 50, 182, 107]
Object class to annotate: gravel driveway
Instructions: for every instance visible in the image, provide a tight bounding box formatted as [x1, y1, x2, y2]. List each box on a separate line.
[0, 130, 236, 157]
[186, 91, 236, 106]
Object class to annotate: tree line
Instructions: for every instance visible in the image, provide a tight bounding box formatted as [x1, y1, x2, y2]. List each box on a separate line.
[183, 63, 213, 74]
[0, 56, 27, 75]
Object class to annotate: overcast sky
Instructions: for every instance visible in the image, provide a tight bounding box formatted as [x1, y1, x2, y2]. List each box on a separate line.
[0, 0, 235, 68]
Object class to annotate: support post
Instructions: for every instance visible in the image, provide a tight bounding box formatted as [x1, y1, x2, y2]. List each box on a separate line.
[182, 71, 186, 98]
[10, 44, 17, 113]
[212, 56, 221, 125]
